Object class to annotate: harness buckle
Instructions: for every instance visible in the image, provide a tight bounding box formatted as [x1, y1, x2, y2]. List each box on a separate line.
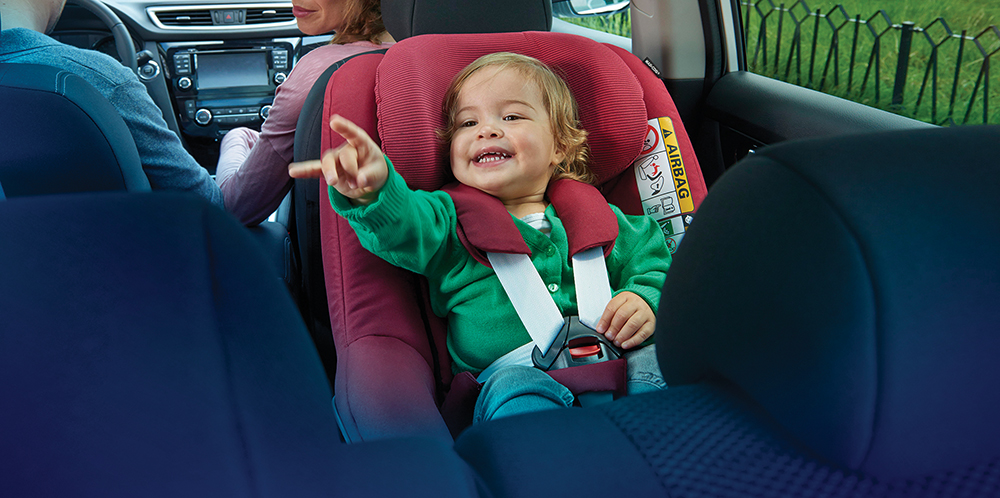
[531, 316, 623, 371]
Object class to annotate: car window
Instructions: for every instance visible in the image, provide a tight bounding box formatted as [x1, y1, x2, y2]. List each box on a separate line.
[741, 0, 1000, 125]
[557, 7, 632, 38]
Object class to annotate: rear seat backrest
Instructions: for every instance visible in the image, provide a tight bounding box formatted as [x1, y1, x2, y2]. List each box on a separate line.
[0, 192, 480, 497]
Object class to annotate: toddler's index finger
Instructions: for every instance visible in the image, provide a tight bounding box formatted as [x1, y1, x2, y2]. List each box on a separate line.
[288, 159, 323, 179]
[329, 114, 373, 151]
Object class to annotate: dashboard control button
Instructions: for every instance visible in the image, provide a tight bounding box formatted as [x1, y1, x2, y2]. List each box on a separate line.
[173, 53, 192, 75]
[138, 61, 160, 81]
[273, 72, 287, 85]
[259, 105, 272, 120]
[194, 108, 213, 126]
[272, 50, 289, 70]
[177, 77, 192, 90]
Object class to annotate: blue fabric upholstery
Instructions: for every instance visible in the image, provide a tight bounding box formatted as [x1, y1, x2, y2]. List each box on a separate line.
[659, 125, 1000, 480]
[0, 63, 149, 196]
[455, 125, 1000, 495]
[0, 192, 479, 497]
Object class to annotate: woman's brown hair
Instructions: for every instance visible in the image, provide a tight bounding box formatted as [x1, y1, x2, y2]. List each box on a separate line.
[330, 0, 386, 44]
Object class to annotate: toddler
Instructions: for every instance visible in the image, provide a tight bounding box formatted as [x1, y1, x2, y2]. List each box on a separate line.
[290, 52, 670, 422]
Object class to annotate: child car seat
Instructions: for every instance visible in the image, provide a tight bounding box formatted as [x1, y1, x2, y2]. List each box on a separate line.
[319, 32, 707, 442]
[290, 0, 554, 391]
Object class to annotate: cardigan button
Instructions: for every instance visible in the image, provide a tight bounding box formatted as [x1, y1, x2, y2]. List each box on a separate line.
[547, 283, 559, 293]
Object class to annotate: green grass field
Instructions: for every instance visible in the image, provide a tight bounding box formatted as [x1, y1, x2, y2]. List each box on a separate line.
[743, 0, 1000, 124]
[793, 0, 999, 31]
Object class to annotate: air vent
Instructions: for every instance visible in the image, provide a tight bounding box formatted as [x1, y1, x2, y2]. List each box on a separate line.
[155, 9, 214, 26]
[148, 4, 297, 31]
[246, 7, 294, 24]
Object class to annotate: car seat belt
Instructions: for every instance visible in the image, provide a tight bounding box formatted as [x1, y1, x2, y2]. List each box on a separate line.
[478, 246, 613, 384]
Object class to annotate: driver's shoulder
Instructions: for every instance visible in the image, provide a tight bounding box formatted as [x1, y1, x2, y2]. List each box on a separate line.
[2, 29, 133, 91]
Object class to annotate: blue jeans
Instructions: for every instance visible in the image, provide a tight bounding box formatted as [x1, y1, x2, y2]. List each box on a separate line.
[473, 345, 666, 424]
[623, 344, 667, 394]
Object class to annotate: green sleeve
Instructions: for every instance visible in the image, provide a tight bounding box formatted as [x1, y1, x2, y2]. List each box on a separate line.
[607, 206, 672, 315]
[328, 158, 461, 276]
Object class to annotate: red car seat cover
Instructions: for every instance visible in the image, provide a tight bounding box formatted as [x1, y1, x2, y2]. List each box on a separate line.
[442, 179, 618, 268]
[601, 44, 706, 215]
[375, 32, 649, 190]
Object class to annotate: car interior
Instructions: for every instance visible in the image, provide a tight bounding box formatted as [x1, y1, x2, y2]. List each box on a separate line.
[2, 0, 998, 496]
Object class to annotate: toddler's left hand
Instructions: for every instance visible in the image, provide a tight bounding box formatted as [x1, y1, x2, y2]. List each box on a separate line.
[596, 291, 655, 350]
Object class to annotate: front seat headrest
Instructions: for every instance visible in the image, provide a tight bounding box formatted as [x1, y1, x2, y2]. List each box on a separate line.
[657, 125, 1000, 481]
[381, 0, 553, 40]
[0, 63, 149, 197]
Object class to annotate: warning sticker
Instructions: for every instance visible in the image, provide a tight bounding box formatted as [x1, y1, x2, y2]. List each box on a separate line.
[633, 117, 694, 253]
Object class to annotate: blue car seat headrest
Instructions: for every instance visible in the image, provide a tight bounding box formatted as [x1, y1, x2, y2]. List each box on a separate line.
[0, 63, 149, 197]
[381, 0, 553, 40]
[657, 125, 1000, 481]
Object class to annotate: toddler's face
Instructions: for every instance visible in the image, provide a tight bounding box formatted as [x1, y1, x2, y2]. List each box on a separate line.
[449, 66, 565, 203]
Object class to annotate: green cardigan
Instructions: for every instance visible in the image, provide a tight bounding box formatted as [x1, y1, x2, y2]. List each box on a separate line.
[331, 163, 671, 374]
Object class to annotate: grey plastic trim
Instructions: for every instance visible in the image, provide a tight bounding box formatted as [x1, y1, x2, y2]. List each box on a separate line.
[706, 71, 936, 145]
[631, 0, 705, 80]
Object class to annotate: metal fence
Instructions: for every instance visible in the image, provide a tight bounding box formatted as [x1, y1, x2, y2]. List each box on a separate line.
[741, 0, 1000, 125]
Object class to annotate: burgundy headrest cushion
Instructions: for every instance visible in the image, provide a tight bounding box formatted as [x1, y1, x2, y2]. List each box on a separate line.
[375, 32, 648, 191]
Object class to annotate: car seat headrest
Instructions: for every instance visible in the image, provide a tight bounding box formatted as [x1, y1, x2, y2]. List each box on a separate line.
[372, 32, 647, 191]
[0, 63, 149, 197]
[656, 125, 1000, 480]
[381, 0, 552, 41]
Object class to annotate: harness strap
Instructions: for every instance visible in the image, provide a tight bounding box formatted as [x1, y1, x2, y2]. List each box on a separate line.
[572, 246, 612, 329]
[486, 252, 563, 355]
[479, 247, 612, 384]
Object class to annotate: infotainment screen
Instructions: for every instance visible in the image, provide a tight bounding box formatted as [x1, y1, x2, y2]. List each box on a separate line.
[196, 52, 269, 90]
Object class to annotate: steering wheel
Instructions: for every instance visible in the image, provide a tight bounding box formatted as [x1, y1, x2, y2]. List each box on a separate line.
[69, 0, 138, 74]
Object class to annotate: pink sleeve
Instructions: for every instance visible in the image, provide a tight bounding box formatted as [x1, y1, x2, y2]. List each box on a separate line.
[217, 41, 391, 226]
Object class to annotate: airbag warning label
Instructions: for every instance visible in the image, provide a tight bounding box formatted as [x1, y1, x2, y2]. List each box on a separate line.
[634, 117, 693, 253]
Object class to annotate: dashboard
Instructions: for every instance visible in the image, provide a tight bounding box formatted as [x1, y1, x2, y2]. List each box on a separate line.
[51, 0, 324, 172]
[47, 1, 635, 172]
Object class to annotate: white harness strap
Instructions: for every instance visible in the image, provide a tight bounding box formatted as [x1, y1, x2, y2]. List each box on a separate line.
[478, 247, 612, 383]
[572, 247, 612, 330]
[486, 252, 564, 355]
